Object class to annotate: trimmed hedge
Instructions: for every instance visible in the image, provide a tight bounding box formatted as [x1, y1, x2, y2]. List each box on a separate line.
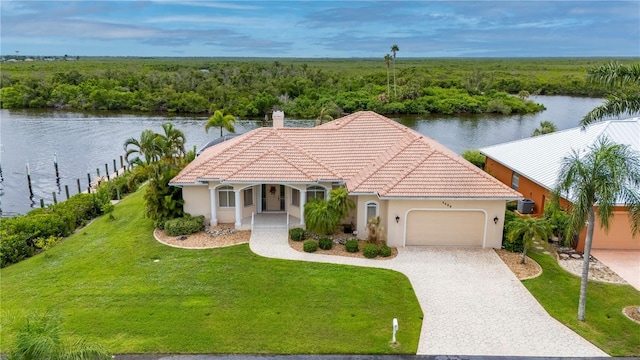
[318, 238, 333, 250]
[362, 244, 379, 259]
[345, 239, 359, 253]
[289, 228, 305, 241]
[0, 234, 33, 268]
[303, 240, 318, 253]
[164, 215, 205, 236]
[0, 182, 117, 268]
[379, 245, 392, 257]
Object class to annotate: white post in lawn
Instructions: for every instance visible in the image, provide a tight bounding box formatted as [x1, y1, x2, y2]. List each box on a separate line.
[392, 318, 398, 343]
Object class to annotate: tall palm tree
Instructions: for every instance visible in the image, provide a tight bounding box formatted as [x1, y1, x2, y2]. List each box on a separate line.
[581, 62, 640, 127]
[531, 120, 558, 136]
[556, 137, 640, 321]
[205, 110, 236, 137]
[507, 216, 552, 264]
[124, 129, 162, 165]
[384, 54, 392, 96]
[391, 44, 399, 97]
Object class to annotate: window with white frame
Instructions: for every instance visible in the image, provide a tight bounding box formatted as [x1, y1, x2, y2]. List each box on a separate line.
[243, 188, 253, 207]
[306, 186, 325, 202]
[511, 172, 520, 191]
[291, 188, 300, 206]
[218, 186, 235, 207]
[365, 201, 379, 222]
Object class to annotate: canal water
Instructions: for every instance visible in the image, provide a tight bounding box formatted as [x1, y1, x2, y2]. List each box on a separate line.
[0, 96, 603, 216]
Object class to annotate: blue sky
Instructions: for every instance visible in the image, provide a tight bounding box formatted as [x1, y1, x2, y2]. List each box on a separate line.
[1, 1, 639, 58]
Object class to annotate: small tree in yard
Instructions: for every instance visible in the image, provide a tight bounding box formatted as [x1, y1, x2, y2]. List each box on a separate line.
[507, 216, 552, 264]
[366, 216, 385, 244]
[304, 199, 337, 235]
[328, 187, 355, 222]
[305, 187, 355, 236]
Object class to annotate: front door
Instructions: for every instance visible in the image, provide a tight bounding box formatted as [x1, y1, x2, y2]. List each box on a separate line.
[262, 184, 285, 211]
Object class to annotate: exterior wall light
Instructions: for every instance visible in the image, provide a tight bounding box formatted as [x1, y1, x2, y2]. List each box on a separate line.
[395, 215, 400, 223]
[493, 216, 499, 224]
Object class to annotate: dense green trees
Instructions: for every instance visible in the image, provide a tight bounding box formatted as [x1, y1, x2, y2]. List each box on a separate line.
[1, 57, 622, 117]
[532, 120, 558, 136]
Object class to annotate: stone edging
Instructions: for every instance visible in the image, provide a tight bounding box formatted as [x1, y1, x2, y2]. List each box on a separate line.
[519, 256, 543, 280]
[152, 228, 249, 250]
[622, 306, 640, 324]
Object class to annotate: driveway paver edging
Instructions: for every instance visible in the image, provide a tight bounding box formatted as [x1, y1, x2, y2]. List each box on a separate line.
[249, 229, 608, 357]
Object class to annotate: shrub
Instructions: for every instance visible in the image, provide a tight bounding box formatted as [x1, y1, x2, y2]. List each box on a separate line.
[318, 237, 333, 250]
[362, 243, 379, 258]
[53, 193, 101, 227]
[164, 215, 205, 236]
[289, 227, 305, 241]
[461, 149, 486, 169]
[34, 236, 61, 251]
[303, 240, 318, 253]
[502, 210, 525, 252]
[345, 239, 359, 253]
[0, 234, 33, 268]
[379, 244, 392, 257]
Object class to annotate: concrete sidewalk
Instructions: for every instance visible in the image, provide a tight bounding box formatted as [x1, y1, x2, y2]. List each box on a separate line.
[591, 249, 640, 291]
[249, 229, 608, 357]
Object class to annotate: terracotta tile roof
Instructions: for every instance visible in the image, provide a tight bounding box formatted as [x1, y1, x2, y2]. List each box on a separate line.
[171, 111, 521, 199]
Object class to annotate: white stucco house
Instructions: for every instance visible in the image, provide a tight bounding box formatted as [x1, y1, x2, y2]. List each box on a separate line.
[170, 111, 521, 248]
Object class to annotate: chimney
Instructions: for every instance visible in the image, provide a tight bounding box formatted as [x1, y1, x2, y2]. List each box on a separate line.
[272, 111, 284, 128]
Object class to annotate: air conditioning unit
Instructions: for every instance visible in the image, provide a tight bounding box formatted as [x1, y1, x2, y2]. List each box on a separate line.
[517, 199, 535, 214]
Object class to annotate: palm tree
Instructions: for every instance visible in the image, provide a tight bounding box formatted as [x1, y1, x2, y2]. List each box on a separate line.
[507, 216, 552, 264]
[556, 137, 640, 321]
[11, 312, 110, 360]
[304, 199, 338, 235]
[581, 62, 640, 127]
[157, 122, 186, 162]
[391, 44, 399, 97]
[531, 120, 558, 136]
[328, 187, 355, 221]
[384, 54, 392, 96]
[205, 110, 236, 137]
[124, 129, 162, 165]
[316, 106, 333, 126]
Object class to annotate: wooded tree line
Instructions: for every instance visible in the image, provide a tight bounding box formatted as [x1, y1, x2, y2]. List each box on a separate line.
[0, 57, 634, 117]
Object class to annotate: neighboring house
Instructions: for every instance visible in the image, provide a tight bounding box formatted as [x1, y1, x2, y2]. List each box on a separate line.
[171, 111, 521, 248]
[480, 118, 640, 251]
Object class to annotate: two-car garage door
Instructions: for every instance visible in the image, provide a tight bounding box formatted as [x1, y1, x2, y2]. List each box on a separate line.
[405, 210, 486, 247]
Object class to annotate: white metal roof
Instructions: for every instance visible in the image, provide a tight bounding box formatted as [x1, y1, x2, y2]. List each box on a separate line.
[480, 118, 640, 196]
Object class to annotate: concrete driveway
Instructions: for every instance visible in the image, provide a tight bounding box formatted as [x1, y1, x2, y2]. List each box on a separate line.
[249, 230, 608, 357]
[591, 249, 640, 291]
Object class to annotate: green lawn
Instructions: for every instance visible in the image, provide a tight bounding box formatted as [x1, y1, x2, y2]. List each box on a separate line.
[0, 189, 422, 354]
[524, 251, 640, 356]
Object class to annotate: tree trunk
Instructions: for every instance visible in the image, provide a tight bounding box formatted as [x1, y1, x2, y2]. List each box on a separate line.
[577, 208, 595, 321]
[392, 60, 397, 97]
[521, 245, 527, 264]
[387, 67, 390, 96]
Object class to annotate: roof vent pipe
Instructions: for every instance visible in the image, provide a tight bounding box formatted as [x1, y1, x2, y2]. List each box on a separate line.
[273, 111, 284, 128]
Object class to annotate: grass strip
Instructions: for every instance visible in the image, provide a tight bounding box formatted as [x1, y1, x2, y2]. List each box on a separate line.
[524, 250, 640, 356]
